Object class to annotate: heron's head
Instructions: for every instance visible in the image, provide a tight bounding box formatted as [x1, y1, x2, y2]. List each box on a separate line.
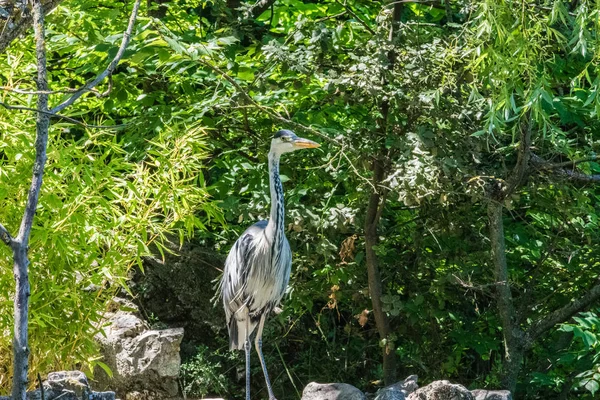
[270, 129, 320, 155]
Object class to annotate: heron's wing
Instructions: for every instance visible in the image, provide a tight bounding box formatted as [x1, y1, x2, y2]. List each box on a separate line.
[221, 221, 268, 349]
[222, 220, 268, 304]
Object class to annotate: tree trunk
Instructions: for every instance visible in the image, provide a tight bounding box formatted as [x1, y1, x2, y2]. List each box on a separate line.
[11, 244, 30, 400]
[11, 3, 49, 398]
[362, 1, 403, 385]
[488, 201, 525, 392]
[2, 2, 140, 397]
[365, 160, 396, 385]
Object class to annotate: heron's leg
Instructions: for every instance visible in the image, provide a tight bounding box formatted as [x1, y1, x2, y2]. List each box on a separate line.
[255, 314, 277, 400]
[245, 318, 251, 400]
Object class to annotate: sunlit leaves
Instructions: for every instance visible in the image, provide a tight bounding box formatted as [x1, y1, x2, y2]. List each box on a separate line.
[0, 115, 216, 387]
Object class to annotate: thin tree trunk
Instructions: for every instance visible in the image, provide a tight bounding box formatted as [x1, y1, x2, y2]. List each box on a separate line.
[487, 201, 525, 393]
[2, 2, 141, 397]
[486, 112, 600, 393]
[365, 160, 396, 385]
[11, 245, 31, 400]
[11, 1, 49, 398]
[362, 1, 403, 385]
[485, 112, 532, 392]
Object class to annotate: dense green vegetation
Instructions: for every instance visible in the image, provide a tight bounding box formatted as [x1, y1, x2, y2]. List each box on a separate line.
[1, 0, 599, 398]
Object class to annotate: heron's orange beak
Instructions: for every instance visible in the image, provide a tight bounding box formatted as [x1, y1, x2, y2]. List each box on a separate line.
[293, 138, 320, 149]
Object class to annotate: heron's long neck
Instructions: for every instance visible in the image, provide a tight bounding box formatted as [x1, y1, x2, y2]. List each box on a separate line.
[266, 151, 285, 241]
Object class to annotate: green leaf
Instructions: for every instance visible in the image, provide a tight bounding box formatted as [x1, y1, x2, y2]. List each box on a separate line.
[94, 361, 114, 378]
[584, 379, 599, 395]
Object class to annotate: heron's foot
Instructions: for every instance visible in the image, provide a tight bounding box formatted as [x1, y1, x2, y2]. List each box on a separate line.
[269, 397, 278, 400]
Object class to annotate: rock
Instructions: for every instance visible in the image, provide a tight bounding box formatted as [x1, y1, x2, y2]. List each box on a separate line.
[45, 370, 90, 399]
[471, 390, 512, 400]
[375, 375, 419, 400]
[134, 243, 225, 335]
[407, 380, 473, 400]
[302, 382, 366, 400]
[89, 392, 117, 400]
[93, 298, 184, 399]
[374, 387, 405, 400]
[0, 371, 115, 400]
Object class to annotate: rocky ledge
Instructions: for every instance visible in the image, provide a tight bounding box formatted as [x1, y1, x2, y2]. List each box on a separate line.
[303, 375, 512, 400]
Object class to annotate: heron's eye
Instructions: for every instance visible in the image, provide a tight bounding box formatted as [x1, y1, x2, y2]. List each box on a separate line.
[281, 136, 292, 142]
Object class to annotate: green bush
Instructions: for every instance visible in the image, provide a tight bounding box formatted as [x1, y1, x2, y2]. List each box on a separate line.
[181, 345, 238, 398]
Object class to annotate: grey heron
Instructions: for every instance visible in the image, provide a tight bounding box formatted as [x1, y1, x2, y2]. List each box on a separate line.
[221, 129, 319, 400]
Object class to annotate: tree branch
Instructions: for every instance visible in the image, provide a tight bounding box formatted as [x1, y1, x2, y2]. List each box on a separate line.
[451, 274, 502, 296]
[247, 0, 277, 19]
[0, 222, 14, 246]
[0, 101, 127, 129]
[526, 281, 600, 346]
[502, 111, 532, 199]
[537, 156, 598, 169]
[384, 0, 441, 7]
[531, 153, 600, 184]
[556, 169, 600, 183]
[50, 0, 140, 114]
[11, 2, 49, 398]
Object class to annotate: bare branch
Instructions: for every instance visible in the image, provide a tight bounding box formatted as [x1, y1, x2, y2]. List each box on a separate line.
[556, 169, 600, 183]
[526, 281, 600, 346]
[0, 222, 14, 246]
[50, 0, 141, 114]
[11, 1, 49, 398]
[0, 101, 127, 129]
[1, 86, 82, 95]
[451, 274, 500, 295]
[531, 153, 600, 184]
[537, 156, 598, 169]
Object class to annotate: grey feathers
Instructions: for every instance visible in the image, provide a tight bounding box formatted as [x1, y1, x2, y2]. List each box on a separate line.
[221, 219, 291, 350]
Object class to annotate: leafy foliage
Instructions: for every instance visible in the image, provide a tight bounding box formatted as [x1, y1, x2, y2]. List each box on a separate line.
[0, 0, 599, 398]
[0, 123, 216, 384]
[181, 345, 238, 398]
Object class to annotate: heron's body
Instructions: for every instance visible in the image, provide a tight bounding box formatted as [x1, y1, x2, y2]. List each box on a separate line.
[220, 130, 319, 400]
[222, 219, 291, 349]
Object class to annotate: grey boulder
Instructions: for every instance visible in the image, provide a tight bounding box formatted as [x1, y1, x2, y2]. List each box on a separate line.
[407, 380, 473, 400]
[303, 382, 367, 400]
[93, 298, 183, 400]
[374, 375, 420, 400]
[471, 390, 512, 400]
[0, 371, 115, 400]
[374, 387, 405, 400]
